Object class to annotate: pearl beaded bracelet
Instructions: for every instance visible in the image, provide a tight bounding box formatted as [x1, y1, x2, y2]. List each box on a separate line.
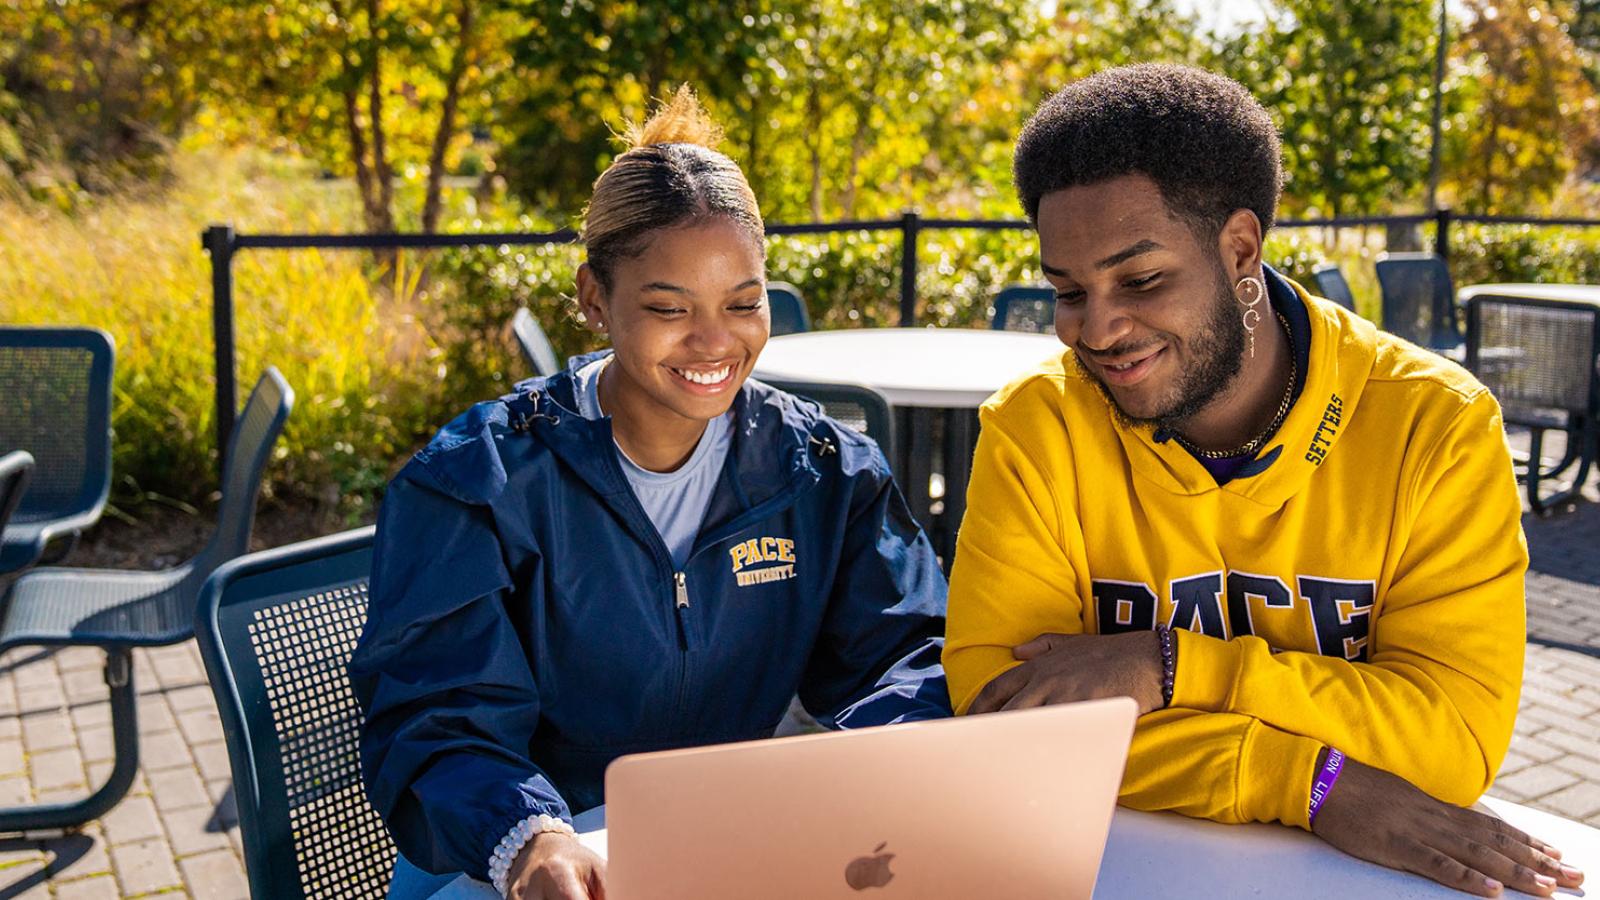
[488, 812, 576, 897]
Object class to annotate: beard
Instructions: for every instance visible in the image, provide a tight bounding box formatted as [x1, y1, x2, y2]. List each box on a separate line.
[1071, 266, 1249, 433]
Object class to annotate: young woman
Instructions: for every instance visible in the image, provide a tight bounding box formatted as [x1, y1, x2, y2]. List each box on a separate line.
[349, 88, 950, 900]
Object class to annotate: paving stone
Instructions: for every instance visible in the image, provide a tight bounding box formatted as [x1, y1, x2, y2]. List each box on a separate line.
[0, 775, 32, 806]
[76, 725, 114, 764]
[146, 767, 209, 813]
[109, 837, 183, 895]
[83, 762, 147, 797]
[53, 875, 122, 900]
[1535, 728, 1600, 764]
[1495, 763, 1582, 801]
[40, 831, 112, 883]
[162, 803, 231, 856]
[179, 848, 250, 900]
[20, 711, 76, 753]
[191, 741, 232, 782]
[69, 702, 110, 731]
[133, 696, 177, 734]
[54, 647, 105, 674]
[60, 669, 107, 706]
[176, 708, 224, 746]
[163, 685, 214, 713]
[1496, 749, 1536, 778]
[28, 746, 86, 792]
[151, 651, 205, 690]
[14, 683, 65, 714]
[138, 730, 192, 772]
[1538, 781, 1600, 821]
[1507, 732, 1565, 764]
[0, 734, 26, 776]
[100, 795, 163, 846]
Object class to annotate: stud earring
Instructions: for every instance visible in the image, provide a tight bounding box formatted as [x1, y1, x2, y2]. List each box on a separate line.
[1235, 275, 1266, 358]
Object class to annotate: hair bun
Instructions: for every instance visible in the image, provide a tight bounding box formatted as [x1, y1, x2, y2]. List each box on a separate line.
[624, 85, 725, 151]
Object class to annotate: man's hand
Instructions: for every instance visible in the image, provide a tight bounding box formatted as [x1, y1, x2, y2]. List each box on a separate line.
[507, 832, 607, 900]
[967, 631, 1165, 715]
[1314, 755, 1584, 897]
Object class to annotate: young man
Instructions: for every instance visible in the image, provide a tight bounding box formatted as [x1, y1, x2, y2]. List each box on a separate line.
[945, 64, 1584, 898]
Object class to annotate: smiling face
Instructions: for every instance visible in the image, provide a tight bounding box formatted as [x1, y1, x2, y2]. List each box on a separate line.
[578, 217, 769, 431]
[1037, 173, 1249, 429]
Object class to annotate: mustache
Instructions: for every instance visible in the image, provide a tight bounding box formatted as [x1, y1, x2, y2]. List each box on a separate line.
[1078, 338, 1166, 362]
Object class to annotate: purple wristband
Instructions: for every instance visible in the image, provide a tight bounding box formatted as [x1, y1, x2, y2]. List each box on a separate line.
[1307, 747, 1346, 826]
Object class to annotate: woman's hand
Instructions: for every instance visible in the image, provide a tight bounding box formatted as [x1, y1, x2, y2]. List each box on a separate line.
[506, 832, 607, 900]
[1313, 756, 1583, 897]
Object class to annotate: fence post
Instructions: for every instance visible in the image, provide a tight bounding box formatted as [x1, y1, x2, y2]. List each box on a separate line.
[202, 224, 237, 484]
[1433, 207, 1453, 262]
[899, 210, 920, 327]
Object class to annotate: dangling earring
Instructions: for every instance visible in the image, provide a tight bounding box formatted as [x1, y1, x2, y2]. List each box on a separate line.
[1235, 275, 1266, 358]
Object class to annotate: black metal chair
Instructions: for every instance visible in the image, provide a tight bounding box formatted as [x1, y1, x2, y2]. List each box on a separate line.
[1374, 252, 1463, 355]
[0, 327, 114, 574]
[1466, 294, 1600, 514]
[990, 286, 1056, 334]
[1311, 264, 1357, 312]
[758, 378, 896, 464]
[511, 307, 562, 378]
[0, 368, 292, 831]
[0, 451, 35, 548]
[767, 282, 811, 336]
[196, 525, 389, 900]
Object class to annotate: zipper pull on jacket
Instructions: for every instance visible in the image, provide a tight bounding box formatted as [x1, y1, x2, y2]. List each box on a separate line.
[675, 572, 690, 609]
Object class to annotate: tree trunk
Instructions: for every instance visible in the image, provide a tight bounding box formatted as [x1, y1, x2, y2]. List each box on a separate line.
[422, 0, 476, 234]
[366, 0, 395, 235]
[806, 80, 824, 222]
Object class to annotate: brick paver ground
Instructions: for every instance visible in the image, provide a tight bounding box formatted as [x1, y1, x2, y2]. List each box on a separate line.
[0, 430, 1595, 896]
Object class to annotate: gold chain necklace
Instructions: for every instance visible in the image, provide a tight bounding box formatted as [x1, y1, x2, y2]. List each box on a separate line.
[1173, 310, 1297, 461]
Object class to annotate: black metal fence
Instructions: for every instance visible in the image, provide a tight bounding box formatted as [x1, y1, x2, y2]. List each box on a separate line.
[201, 207, 1600, 475]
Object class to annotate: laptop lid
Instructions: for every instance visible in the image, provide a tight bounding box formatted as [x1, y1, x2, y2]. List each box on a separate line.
[603, 697, 1137, 900]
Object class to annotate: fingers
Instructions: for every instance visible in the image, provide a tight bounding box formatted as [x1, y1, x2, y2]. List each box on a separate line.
[968, 666, 1028, 714]
[1441, 831, 1557, 897]
[1012, 633, 1065, 660]
[1450, 810, 1584, 890]
[1392, 836, 1503, 897]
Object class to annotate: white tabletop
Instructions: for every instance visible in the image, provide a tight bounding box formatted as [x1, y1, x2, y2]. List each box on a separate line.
[753, 328, 1065, 407]
[1459, 283, 1600, 307]
[571, 797, 1596, 898]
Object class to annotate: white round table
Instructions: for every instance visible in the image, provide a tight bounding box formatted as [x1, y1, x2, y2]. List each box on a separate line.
[753, 328, 1065, 564]
[1459, 283, 1600, 307]
[754, 328, 1064, 407]
[572, 796, 1600, 898]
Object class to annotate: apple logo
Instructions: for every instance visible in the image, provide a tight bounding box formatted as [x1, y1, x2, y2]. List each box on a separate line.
[844, 841, 895, 891]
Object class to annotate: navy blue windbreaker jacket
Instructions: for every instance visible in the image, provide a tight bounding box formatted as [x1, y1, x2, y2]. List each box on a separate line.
[348, 356, 951, 880]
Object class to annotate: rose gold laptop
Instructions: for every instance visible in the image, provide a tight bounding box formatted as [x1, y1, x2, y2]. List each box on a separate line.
[602, 698, 1137, 900]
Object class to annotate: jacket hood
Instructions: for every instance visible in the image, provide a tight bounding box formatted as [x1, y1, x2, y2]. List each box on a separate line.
[508, 352, 832, 525]
[1113, 271, 1379, 509]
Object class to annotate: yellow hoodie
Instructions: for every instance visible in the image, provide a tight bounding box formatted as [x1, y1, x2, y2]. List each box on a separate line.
[944, 285, 1527, 831]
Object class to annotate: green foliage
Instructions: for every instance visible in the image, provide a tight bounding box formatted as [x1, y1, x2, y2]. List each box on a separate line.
[1449, 222, 1600, 285]
[0, 150, 442, 523]
[1218, 0, 1438, 218]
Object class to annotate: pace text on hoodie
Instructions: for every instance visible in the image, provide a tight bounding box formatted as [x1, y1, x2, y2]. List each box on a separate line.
[350, 358, 950, 880]
[945, 274, 1527, 830]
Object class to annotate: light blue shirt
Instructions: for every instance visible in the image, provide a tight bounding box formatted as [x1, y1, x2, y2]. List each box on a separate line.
[573, 357, 731, 570]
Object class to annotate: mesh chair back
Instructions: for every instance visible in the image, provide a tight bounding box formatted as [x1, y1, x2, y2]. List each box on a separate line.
[0, 451, 34, 537]
[191, 369, 295, 585]
[196, 527, 390, 900]
[1466, 295, 1600, 426]
[767, 283, 812, 336]
[0, 328, 113, 526]
[991, 286, 1057, 334]
[1374, 253, 1461, 350]
[512, 307, 562, 378]
[1311, 264, 1357, 312]
[759, 379, 895, 461]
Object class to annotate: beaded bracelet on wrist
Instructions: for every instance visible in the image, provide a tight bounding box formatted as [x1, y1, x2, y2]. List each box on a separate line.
[488, 812, 576, 897]
[1155, 624, 1177, 709]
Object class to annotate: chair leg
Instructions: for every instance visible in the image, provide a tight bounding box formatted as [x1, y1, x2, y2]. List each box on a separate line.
[0, 649, 139, 833]
[1528, 427, 1595, 516]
